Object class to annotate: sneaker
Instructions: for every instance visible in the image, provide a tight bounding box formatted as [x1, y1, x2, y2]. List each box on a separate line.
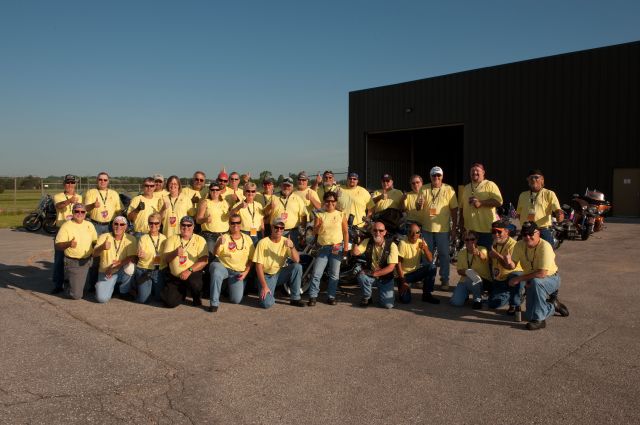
[327, 298, 337, 306]
[307, 298, 317, 307]
[440, 282, 450, 291]
[472, 301, 482, 309]
[207, 306, 218, 313]
[526, 320, 546, 330]
[359, 297, 371, 308]
[421, 294, 441, 304]
[550, 298, 570, 317]
[289, 299, 306, 307]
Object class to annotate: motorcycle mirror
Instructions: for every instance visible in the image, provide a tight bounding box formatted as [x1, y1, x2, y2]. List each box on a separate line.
[347, 214, 354, 226]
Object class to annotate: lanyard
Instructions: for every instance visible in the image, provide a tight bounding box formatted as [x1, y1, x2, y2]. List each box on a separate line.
[149, 234, 160, 255]
[279, 195, 290, 211]
[430, 186, 442, 206]
[494, 242, 508, 256]
[529, 190, 540, 206]
[169, 195, 179, 213]
[180, 237, 192, 251]
[466, 250, 475, 268]
[98, 189, 108, 205]
[113, 235, 123, 256]
[525, 244, 539, 270]
[247, 202, 256, 224]
[470, 181, 485, 196]
[230, 233, 245, 251]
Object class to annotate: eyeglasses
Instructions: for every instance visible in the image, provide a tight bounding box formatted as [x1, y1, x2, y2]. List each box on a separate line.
[230, 177, 239, 181]
[64, 181, 76, 185]
[218, 179, 228, 183]
[180, 223, 193, 228]
[148, 221, 160, 225]
[230, 221, 241, 225]
[73, 210, 86, 214]
[273, 225, 285, 230]
[372, 229, 385, 233]
[144, 184, 155, 188]
[464, 238, 476, 241]
[245, 190, 256, 193]
[97, 178, 108, 182]
[113, 223, 127, 227]
[194, 178, 204, 182]
[529, 175, 541, 180]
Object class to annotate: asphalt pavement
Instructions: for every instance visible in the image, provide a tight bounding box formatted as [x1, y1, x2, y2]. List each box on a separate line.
[1, 220, 639, 425]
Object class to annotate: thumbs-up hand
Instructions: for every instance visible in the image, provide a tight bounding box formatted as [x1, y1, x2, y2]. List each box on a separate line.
[177, 246, 185, 257]
[218, 234, 227, 246]
[138, 246, 147, 260]
[70, 195, 78, 204]
[103, 239, 111, 250]
[163, 198, 170, 209]
[70, 237, 77, 248]
[284, 236, 294, 249]
[94, 200, 101, 208]
[191, 195, 199, 204]
[305, 190, 311, 200]
[315, 174, 322, 185]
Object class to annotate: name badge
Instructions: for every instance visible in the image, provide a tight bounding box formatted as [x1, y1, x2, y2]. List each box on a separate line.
[101, 210, 108, 219]
[179, 255, 187, 265]
[280, 212, 288, 221]
[228, 241, 237, 251]
[250, 227, 257, 236]
[170, 216, 177, 227]
[527, 208, 536, 222]
[153, 255, 161, 265]
[429, 207, 437, 217]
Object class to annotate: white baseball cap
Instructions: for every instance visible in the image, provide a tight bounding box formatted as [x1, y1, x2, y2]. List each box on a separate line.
[430, 166, 443, 176]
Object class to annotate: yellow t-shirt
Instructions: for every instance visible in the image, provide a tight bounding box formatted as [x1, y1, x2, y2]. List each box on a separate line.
[55, 220, 98, 259]
[216, 233, 256, 272]
[252, 237, 293, 275]
[403, 191, 423, 224]
[153, 190, 169, 201]
[127, 195, 162, 234]
[270, 194, 307, 230]
[221, 187, 243, 207]
[516, 188, 561, 228]
[341, 186, 374, 228]
[137, 233, 168, 270]
[316, 184, 341, 201]
[357, 239, 399, 270]
[316, 210, 344, 246]
[181, 187, 206, 217]
[294, 188, 321, 218]
[200, 199, 229, 233]
[161, 193, 192, 238]
[397, 238, 429, 274]
[255, 192, 274, 208]
[461, 180, 503, 233]
[456, 246, 492, 280]
[512, 239, 558, 275]
[164, 234, 208, 276]
[53, 192, 83, 227]
[372, 188, 404, 213]
[84, 188, 123, 223]
[490, 237, 522, 281]
[233, 201, 264, 233]
[95, 233, 137, 273]
[421, 184, 459, 232]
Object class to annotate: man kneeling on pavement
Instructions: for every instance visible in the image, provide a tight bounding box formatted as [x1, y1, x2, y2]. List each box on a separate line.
[504, 221, 569, 330]
[396, 222, 439, 304]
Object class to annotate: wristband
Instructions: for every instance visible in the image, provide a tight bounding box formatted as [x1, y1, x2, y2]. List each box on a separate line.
[188, 267, 193, 272]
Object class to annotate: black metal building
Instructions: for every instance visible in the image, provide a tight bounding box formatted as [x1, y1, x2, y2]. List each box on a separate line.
[349, 41, 640, 216]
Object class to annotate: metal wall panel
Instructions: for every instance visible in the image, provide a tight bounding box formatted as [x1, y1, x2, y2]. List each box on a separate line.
[349, 41, 640, 211]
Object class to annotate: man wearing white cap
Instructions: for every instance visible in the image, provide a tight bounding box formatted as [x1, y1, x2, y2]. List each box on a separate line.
[266, 177, 307, 249]
[93, 216, 138, 303]
[419, 166, 459, 290]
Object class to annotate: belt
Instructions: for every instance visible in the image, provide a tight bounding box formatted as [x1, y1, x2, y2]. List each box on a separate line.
[93, 220, 111, 225]
[64, 255, 90, 261]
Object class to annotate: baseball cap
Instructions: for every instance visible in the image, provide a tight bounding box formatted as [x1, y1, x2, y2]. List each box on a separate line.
[282, 177, 294, 185]
[430, 166, 443, 176]
[470, 162, 485, 170]
[152, 174, 164, 182]
[113, 216, 128, 225]
[297, 171, 308, 180]
[72, 203, 85, 211]
[262, 177, 274, 185]
[64, 174, 77, 183]
[348, 172, 359, 179]
[209, 182, 221, 191]
[381, 173, 392, 181]
[492, 219, 511, 230]
[218, 171, 229, 180]
[521, 221, 539, 236]
[528, 169, 544, 177]
[272, 217, 286, 226]
[180, 215, 195, 225]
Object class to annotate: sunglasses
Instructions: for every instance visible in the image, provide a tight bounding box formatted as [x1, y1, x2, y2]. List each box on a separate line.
[273, 225, 285, 230]
[230, 177, 239, 181]
[408, 231, 420, 235]
[230, 221, 241, 225]
[522, 232, 536, 238]
[154, 180, 163, 183]
[325, 199, 336, 203]
[348, 177, 358, 180]
[210, 188, 220, 191]
[148, 221, 160, 225]
[113, 223, 127, 227]
[465, 238, 476, 242]
[64, 181, 76, 184]
[431, 174, 443, 178]
[144, 184, 155, 188]
[245, 190, 256, 193]
[372, 229, 385, 233]
[218, 179, 228, 183]
[73, 210, 86, 214]
[194, 178, 204, 182]
[180, 223, 193, 227]
[97, 178, 108, 182]
[491, 229, 505, 234]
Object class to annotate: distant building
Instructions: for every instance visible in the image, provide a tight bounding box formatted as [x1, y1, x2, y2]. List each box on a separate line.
[349, 41, 639, 216]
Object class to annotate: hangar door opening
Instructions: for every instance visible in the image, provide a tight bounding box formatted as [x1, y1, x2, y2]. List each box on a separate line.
[365, 125, 464, 192]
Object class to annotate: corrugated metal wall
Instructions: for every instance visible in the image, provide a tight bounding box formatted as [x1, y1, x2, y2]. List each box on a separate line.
[349, 41, 640, 208]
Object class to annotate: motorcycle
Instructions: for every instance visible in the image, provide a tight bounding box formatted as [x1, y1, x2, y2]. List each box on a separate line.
[23, 195, 57, 234]
[557, 188, 610, 241]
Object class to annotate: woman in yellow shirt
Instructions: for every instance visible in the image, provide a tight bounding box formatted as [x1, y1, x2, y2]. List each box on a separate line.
[196, 182, 230, 256]
[307, 191, 349, 306]
[135, 212, 167, 303]
[161, 176, 191, 239]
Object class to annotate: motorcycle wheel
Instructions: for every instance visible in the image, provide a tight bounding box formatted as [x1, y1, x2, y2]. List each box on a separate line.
[594, 218, 604, 232]
[580, 225, 591, 241]
[283, 254, 313, 296]
[43, 217, 58, 234]
[23, 213, 43, 232]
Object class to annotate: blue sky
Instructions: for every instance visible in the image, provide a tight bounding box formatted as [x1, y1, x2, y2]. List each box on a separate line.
[1, 0, 638, 178]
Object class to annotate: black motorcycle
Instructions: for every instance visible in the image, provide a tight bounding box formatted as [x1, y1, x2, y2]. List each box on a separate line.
[23, 194, 57, 234]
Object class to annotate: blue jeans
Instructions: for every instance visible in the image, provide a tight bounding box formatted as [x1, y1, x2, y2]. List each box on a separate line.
[201, 232, 222, 257]
[476, 232, 493, 252]
[539, 228, 553, 245]
[133, 231, 145, 240]
[398, 264, 437, 303]
[357, 273, 395, 309]
[450, 277, 487, 306]
[91, 221, 111, 236]
[488, 272, 524, 308]
[95, 269, 134, 303]
[422, 231, 450, 284]
[242, 230, 262, 246]
[308, 245, 342, 299]
[209, 262, 246, 307]
[525, 274, 561, 321]
[134, 267, 165, 304]
[260, 263, 303, 309]
[53, 243, 65, 291]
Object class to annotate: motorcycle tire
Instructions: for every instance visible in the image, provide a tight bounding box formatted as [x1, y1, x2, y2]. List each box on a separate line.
[23, 213, 43, 232]
[283, 254, 314, 296]
[43, 217, 58, 234]
[580, 225, 591, 241]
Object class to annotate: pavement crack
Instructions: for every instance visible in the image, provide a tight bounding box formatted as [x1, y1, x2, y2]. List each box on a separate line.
[545, 326, 611, 373]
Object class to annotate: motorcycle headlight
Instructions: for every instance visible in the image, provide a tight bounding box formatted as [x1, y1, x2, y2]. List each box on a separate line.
[587, 206, 598, 215]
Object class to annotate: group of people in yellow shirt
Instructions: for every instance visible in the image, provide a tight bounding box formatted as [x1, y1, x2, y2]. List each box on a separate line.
[50, 164, 569, 330]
